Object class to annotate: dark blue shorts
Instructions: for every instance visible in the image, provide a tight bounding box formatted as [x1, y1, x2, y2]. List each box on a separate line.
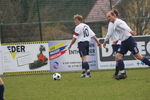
[0, 84, 4, 100]
[112, 44, 121, 55]
[78, 41, 89, 57]
[118, 36, 139, 55]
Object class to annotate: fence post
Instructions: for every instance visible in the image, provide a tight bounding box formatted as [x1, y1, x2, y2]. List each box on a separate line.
[36, 0, 43, 41]
[109, 0, 112, 9]
[0, 24, 3, 43]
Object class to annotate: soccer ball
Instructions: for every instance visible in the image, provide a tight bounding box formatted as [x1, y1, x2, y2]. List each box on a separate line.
[52, 73, 61, 80]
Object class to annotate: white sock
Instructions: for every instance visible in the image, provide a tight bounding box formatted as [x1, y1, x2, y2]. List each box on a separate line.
[120, 70, 125, 74]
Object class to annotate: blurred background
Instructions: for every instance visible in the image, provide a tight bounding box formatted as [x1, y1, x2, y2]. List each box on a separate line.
[0, 0, 149, 43]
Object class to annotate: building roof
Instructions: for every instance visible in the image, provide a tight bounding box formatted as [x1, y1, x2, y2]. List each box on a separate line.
[85, 0, 120, 22]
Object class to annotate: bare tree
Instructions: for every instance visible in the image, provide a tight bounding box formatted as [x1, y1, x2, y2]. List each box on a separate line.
[116, 0, 150, 35]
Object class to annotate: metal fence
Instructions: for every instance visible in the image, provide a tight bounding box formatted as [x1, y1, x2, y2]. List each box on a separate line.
[0, 0, 149, 43]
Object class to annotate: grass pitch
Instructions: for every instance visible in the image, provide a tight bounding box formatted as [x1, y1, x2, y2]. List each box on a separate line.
[2, 68, 150, 100]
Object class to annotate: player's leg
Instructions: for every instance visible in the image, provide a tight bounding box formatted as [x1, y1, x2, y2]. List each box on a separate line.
[115, 53, 127, 79]
[81, 56, 90, 77]
[128, 36, 150, 66]
[81, 41, 91, 77]
[134, 53, 150, 66]
[78, 41, 90, 77]
[112, 45, 120, 77]
[115, 42, 128, 80]
[0, 78, 4, 100]
[81, 56, 87, 77]
[116, 36, 139, 80]
[114, 62, 119, 76]
[85, 42, 91, 77]
[78, 42, 86, 77]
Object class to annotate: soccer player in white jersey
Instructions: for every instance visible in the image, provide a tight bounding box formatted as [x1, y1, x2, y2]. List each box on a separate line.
[68, 14, 101, 78]
[106, 11, 150, 80]
[0, 77, 4, 100]
[103, 9, 121, 78]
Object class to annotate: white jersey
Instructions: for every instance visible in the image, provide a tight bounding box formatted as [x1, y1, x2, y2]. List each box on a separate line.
[105, 22, 121, 45]
[113, 18, 132, 41]
[73, 23, 95, 42]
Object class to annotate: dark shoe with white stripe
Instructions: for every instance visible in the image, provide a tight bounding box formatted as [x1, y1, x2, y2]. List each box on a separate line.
[86, 75, 91, 78]
[115, 74, 127, 80]
[113, 74, 118, 79]
[80, 74, 86, 78]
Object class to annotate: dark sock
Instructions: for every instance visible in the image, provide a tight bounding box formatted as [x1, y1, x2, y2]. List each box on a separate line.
[82, 62, 90, 70]
[82, 62, 87, 75]
[87, 70, 91, 76]
[114, 65, 119, 75]
[141, 57, 150, 66]
[82, 62, 85, 70]
[117, 59, 125, 72]
[0, 84, 4, 100]
[85, 62, 90, 70]
[82, 71, 86, 74]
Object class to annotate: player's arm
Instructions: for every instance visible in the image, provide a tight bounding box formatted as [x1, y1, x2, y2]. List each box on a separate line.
[68, 27, 80, 50]
[92, 36, 101, 48]
[68, 37, 76, 50]
[103, 34, 111, 48]
[103, 23, 113, 48]
[116, 21, 137, 36]
[130, 31, 137, 36]
[116, 21, 131, 32]
[88, 26, 101, 48]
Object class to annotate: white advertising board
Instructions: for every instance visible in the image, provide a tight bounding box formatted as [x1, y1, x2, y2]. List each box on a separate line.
[48, 39, 99, 72]
[1, 35, 149, 73]
[98, 36, 150, 69]
[2, 42, 50, 72]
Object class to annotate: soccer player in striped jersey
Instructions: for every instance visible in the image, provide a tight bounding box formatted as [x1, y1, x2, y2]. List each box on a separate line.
[0, 77, 4, 100]
[106, 11, 150, 80]
[68, 14, 101, 78]
[103, 9, 121, 78]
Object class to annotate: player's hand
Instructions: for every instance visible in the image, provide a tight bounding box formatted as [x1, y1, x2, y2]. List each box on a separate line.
[112, 40, 118, 45]
[68, 45, 72, 50]
[97, 42, 102, 48]
[130, 31, 137, 36]
[103, 43, 106, 48]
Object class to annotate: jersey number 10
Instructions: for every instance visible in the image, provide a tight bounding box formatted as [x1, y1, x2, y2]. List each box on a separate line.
[83, 26, 89, 37]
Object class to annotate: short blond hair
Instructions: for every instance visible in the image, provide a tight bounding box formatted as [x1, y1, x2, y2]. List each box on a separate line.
[74, 14, 83, 22]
